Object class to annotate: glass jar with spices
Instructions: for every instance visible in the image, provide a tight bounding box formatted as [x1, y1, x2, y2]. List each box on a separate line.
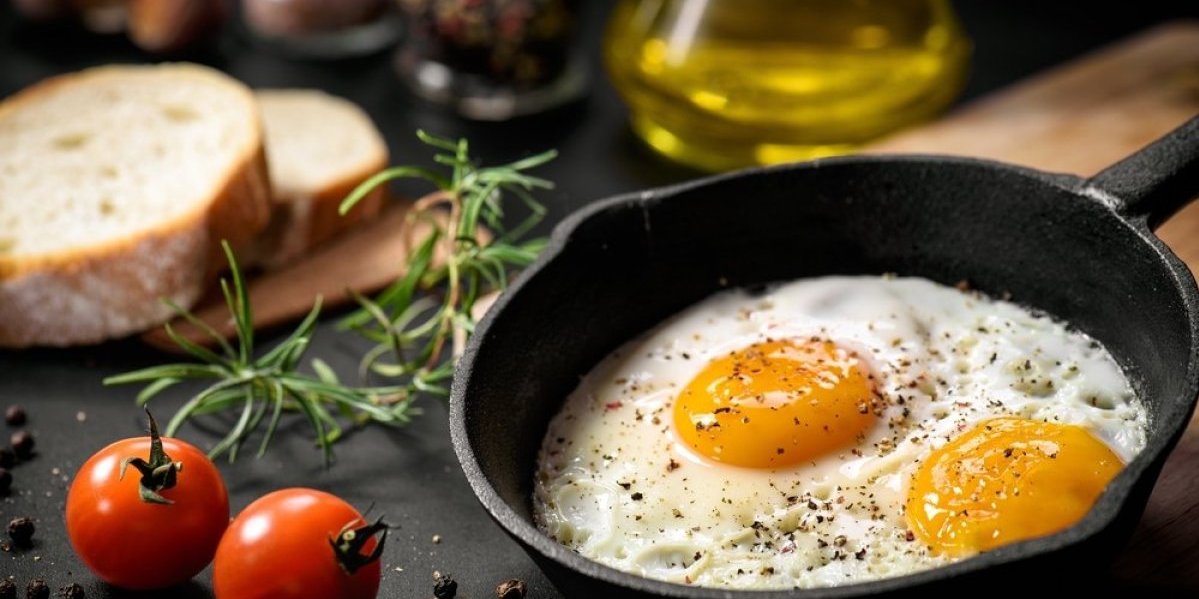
[604, 0, 972, 171]
[395, 0, 586, 120]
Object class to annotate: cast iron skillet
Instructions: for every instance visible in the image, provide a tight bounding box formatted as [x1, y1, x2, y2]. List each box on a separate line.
[451, 116, 1199, 598]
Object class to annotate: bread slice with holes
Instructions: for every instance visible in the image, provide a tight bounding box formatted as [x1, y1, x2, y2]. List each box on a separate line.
[0, 63, 271, 347]
[254, 89, 388, 267]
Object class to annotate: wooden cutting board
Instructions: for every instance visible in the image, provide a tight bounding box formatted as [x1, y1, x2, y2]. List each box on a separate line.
[866, 21, 1199, 591]
[144, 203, 436, 348]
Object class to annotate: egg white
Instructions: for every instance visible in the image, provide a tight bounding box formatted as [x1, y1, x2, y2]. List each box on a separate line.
[532, 276, 1146, 589]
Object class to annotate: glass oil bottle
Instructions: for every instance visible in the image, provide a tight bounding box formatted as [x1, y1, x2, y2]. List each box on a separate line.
[604, 0, 971, 171]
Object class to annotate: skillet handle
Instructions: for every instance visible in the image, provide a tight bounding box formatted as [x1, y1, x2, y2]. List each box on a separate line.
[1084, 115, 1199, 228]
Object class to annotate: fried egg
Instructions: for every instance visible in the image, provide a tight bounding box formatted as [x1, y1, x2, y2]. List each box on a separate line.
[532, 276, 1146, 589]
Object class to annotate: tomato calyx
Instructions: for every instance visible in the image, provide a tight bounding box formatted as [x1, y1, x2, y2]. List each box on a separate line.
[119, 410, 184, 505]
[329, 516, 389, 575]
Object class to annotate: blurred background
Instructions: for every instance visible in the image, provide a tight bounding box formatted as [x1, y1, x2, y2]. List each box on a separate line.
[3, 0, 1198, 225]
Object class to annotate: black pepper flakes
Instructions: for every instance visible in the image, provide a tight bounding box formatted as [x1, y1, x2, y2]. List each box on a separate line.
[495, 578, 527, 599]
[56, 585, 84, 599]
[7, 517, 34, 548]
[10, 431, 33, 460]
[4, 406, 25, 427]
[630, 492, 643, 501]
[433, 571, 457, 599]
[26, 579, 48, 599]
[0, 579, 15, 599]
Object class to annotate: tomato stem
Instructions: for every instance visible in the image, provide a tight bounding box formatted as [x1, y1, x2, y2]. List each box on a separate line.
[119, 409, 184, 505]
[329, 516, 389, 575]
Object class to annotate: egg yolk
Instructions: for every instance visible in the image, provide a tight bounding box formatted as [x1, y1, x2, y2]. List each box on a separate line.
[673, 339, 877, 469]
[906, 417, 1123, 556]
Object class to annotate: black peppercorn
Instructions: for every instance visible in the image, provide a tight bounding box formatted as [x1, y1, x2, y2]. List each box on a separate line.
[495, 578, 527, 599]
[25, 579, 48, 599]
[0, 448, 13, 469]
[0, 468, 10, 494]
[3, 406, 25, 427]
[432, 571, 457, 599]
[56, 584, 84, 599]
[7, 517, 34, 548]
[10, 431, 33, 460]
[0, 579, 15, 599]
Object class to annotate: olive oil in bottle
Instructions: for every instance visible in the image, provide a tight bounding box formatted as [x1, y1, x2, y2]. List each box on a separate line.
[604, 0, 971, 171]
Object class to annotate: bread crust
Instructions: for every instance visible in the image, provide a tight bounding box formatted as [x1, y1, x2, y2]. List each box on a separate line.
[0, 64, 271, 347]
[259, 155, 387, 268]
[253, 90, 389, 268]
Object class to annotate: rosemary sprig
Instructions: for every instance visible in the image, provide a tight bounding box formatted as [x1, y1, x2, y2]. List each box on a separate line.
[104, 242, 417, 465]
[337, 130, 555, 389]
[105, 131, 555, 465]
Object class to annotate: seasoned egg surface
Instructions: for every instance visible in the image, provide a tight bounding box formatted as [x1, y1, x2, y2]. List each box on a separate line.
[532, 276, 1145, 589]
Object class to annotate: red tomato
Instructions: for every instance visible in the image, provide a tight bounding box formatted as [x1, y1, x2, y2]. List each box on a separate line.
[213, 488, 385, 599]
[66, 429, 229, 590]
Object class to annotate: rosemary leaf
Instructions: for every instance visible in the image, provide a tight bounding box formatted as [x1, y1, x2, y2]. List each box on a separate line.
[105, 364, 226, 384]
[135, 377, 182, 405]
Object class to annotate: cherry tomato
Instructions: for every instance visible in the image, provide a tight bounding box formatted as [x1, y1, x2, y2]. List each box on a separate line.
[213, 488, 385, 599]
[66, 417, 229, 590]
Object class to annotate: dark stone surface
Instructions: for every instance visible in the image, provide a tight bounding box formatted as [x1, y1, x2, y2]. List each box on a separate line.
[0, 2, 1197, 597]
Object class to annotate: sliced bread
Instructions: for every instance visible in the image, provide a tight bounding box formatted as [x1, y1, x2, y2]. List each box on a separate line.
[254, 89, 388, 267]
[0, 63, 271, 347]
